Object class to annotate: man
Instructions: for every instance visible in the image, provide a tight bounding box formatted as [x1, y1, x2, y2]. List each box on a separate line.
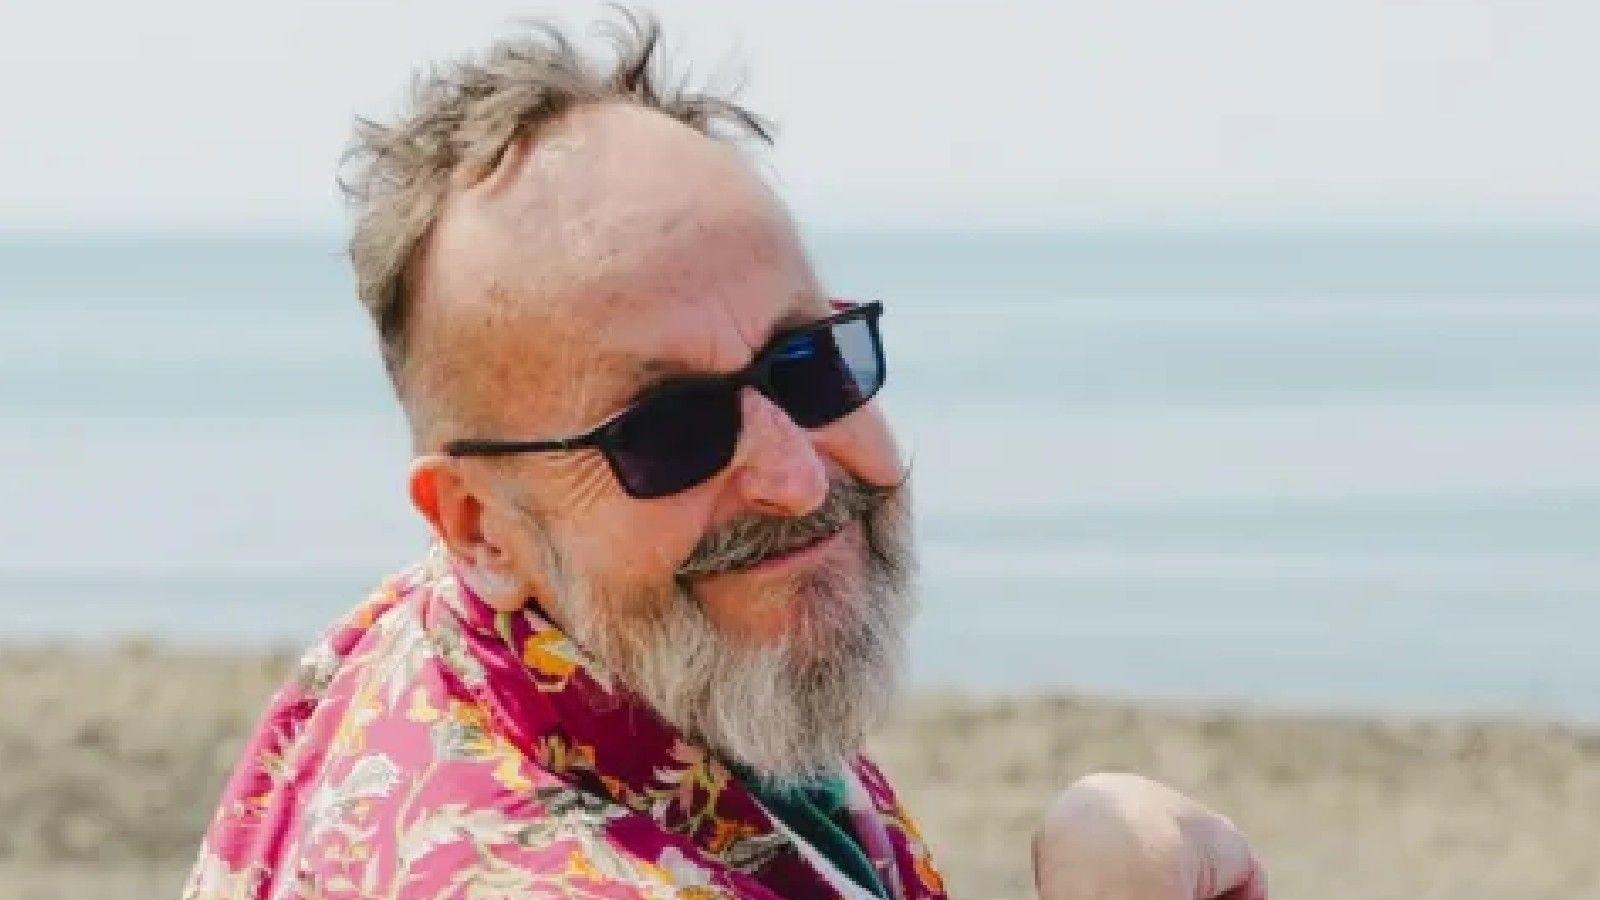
[186, 12, 1262, 900]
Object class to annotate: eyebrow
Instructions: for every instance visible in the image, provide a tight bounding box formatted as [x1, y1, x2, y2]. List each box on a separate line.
[613, 297, 831, 406]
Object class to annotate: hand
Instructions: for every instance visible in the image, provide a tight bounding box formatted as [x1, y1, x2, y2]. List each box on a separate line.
[1033, 772, 1267, 900]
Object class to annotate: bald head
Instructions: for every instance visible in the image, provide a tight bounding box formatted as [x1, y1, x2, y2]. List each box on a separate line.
[338, 13, 774, 447]
[402, 102, 816, 451]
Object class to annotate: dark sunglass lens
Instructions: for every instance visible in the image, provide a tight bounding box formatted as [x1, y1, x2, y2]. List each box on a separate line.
[765, 315, 884, 428]
[602, 382, 740, 498]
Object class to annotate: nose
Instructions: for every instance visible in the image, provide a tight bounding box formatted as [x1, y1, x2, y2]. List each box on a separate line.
[727, 387, 829, 517]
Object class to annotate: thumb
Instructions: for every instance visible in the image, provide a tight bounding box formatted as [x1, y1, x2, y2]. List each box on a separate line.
[1185, 812, 1266, 899]
[1217, 863, 1267, 900]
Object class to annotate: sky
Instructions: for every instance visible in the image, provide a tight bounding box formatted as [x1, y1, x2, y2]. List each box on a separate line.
[3, 0, 1598, 234]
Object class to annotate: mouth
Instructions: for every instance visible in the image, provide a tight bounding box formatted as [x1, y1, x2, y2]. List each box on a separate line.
[721, 521, 854, 577]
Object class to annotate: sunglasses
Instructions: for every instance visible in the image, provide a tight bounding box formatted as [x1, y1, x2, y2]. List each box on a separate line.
[444, 301, 886, 498]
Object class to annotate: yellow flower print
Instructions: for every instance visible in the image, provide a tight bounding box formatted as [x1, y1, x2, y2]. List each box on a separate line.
[448, 700, 490, 730]
[346, 581, 398, 629]
[332, 693, 382, 756]
[571, 742, 596, 770]
[915, 852, 946, 895]
[707, 819, 757, 855]
[405, 687, 441, 724]
[521, 627, 578, 685]
[535, 735, 597, 776]
[489, 740, 533, 793]
[561, 849, 602, 883]
[895, 800, 928, 843]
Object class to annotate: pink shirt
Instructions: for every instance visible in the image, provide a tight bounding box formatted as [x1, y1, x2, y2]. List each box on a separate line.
[184, 549, 948, 899]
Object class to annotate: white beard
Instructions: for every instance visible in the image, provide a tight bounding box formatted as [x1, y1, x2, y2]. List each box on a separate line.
[550, 488, 914, 782]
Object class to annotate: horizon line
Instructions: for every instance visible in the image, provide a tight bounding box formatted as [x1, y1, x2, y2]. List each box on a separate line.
[5, 219, 1600, 243]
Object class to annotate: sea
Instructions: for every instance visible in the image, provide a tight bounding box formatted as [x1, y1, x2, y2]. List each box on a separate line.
[4, 229, 1599, 720]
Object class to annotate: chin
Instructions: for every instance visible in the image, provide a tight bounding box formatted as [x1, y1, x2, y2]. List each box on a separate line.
[563, 476, 916, 778]
[694, 557, 868, 652]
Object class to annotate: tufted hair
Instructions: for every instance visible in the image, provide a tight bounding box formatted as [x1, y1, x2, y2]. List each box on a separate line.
[337, 7, 772, 438]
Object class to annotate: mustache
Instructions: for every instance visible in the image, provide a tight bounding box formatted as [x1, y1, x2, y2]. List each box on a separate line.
[676, 476, 901, 578]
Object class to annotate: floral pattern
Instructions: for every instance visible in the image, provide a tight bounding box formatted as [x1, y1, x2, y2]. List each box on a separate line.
[184, 548, 947, 899]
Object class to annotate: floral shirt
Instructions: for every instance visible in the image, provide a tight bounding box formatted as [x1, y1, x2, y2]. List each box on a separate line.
[183, 549, 948, 899]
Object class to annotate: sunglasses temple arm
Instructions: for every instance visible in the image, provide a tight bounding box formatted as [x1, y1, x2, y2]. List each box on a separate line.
[445, 434, 603, 456]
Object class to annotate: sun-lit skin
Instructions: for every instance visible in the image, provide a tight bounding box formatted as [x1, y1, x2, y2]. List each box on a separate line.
[404, 102, 904, 646]
[369, 86, 1259, 896]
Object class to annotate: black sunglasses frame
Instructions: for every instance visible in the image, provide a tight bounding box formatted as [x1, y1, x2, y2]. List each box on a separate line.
[444, 301, 886, 496]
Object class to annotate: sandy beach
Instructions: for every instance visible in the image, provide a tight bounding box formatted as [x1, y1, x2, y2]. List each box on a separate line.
[2, 640, 1597, 900]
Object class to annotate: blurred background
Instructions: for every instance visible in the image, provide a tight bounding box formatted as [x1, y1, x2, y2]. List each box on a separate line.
[2, 2, 1597, 898]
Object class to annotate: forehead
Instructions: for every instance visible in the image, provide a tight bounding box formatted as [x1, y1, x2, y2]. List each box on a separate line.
[423, 103, 827, 429]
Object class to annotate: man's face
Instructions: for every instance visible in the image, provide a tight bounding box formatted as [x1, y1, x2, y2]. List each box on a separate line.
[409, 103, 913, 777]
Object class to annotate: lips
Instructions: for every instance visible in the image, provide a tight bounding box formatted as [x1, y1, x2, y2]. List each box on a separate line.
[677, 476, 894, 579]
[688, 519, 852, 579]
[732, 515, 857, 570]
[747, 521, 848, 568]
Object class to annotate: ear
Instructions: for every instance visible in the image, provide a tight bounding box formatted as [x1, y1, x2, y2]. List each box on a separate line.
[410, 455, 481, 555]
[409, 454, 508, 566]
[409, 456, 523, 606]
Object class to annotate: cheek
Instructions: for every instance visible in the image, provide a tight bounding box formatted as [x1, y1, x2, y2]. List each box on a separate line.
[814, 403, 903, 486]
[517, 453, 700, 583]
[550, 493, 714, 584]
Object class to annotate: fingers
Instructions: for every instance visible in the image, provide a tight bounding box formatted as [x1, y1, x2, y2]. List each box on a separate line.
[1183, 809, 1256, 898]
[1216, 862, 1268, 900]
[1033, 773, 1267, 900]
[1035, 775, 1189, 900]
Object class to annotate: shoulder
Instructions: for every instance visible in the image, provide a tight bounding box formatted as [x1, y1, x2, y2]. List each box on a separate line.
[849, 754, 909, 818]
[266, 576, 748, 898]
[850, 754, 949, 899]
[409, 830, 744, 899]
[280, 775, 748, 899]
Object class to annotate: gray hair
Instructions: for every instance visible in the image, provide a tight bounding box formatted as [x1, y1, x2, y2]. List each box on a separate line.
[553, 474, 916, 780]
[337, 8, 772, 440]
